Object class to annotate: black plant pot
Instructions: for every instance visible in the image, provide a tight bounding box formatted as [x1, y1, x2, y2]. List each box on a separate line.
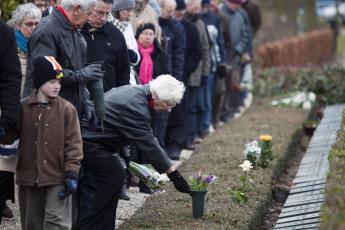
[303, 126, 316, 137]
[191, 190, 207, 218]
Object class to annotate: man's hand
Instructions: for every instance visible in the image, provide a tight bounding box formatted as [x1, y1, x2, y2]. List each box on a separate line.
[167, 170, 191, 195]
[58, 171, 78, 200]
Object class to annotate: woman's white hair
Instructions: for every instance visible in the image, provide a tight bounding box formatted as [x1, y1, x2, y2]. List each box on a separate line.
[12, 3, 41, 25]
[149, 75, 185, 104]
[61, 0, 97, 11]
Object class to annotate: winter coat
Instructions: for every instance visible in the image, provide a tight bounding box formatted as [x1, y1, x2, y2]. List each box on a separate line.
[185, 17, 211, 87]
[215, 10, 232, 65]
[135, 39, 170, 80]
[200, 10, 227, 71]
[23, 7, 87, 117]
[15, 94, 82, 187]
[180, 19, 202, 84]
[81, 22, 130, 92]
[159, 17, 186, 81]
[220, 5, 252, 65]
[82, 85, 172, 174]
[18, 50, 27, 95]
[0, 21, 21, 173]
[242, 0, 262, 37]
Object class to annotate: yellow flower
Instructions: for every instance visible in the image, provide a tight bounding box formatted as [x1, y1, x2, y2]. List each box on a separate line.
[260, 135, 272, 142]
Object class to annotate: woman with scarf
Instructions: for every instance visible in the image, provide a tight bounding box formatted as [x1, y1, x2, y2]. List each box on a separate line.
[133, 21, 170, 194]
[12, 3, 42, 95]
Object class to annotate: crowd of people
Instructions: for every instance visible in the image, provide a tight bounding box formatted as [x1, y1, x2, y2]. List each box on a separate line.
[0, 0, 261, 229]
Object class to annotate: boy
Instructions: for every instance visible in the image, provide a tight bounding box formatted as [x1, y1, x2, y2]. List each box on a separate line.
[12, 56, 83, 230]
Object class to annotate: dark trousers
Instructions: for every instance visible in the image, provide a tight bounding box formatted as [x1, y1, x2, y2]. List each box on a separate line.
[0, 171, 14, 225]
[185, 86, 205, 145]
[78, 155, 125, 230]
[165, 90, 188, 153]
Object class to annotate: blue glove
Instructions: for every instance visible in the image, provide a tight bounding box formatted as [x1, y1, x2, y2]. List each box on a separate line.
[58, 171, 78, 200]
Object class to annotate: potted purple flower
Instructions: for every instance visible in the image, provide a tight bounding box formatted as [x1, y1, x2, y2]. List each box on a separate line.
[188, 173, 216, 218]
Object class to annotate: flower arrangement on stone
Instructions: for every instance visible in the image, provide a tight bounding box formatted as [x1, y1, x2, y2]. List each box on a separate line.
[243, 140, 262, 168]
[228, 160, 254, 204]
[258, 135, 273, 168]
[189, 172, 217, 191]
[271, 91, 316, 110]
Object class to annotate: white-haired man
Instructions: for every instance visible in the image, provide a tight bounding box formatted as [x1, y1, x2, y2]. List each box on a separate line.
[23, 0, 102, 121]
[79, 75, 191, 230]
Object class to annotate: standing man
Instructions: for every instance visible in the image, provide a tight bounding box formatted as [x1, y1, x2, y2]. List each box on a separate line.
[242, 0, 261, 38]
[81, 0, 130, 91]
[23, 0, 101, 119]
[220, 0, 251, 122]
[157, 0, 186, 155]
[0, 20, 22, 225]
[184, 0, 211, 150]
[78, 75, 191, 230]
[169, 0, 202, 159]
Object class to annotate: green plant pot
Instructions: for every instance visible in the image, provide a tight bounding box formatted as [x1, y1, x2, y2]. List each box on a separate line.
[191, 190, 207, 219]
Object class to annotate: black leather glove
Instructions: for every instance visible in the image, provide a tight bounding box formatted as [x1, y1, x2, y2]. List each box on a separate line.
[128, 49, 138, 64]
[58, 171, 78, 200]
[78, 63, 104, 83]
[201, 75, 208, 86]
[120, 146, 131, 168]
[167, 170, 191, 195]
[82, 88, 98, 128]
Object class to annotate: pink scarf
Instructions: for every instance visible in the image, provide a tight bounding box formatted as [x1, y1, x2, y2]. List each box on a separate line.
[138, 42, 154, 85]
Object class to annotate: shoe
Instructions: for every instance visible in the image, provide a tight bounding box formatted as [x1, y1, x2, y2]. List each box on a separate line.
[119, 193, 130, 201]
[193, 137, 203, 144]
[168, 149, 180, 160]
[139, 181, 155, 194]
[2, 205, 14, 219]
[119, 180, 130, 201]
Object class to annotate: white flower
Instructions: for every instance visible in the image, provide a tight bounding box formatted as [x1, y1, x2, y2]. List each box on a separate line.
[271, 100, 279, 106]
[239, 160, 253, 172]
[281, 98, 292, 105]
[308, 92, 316, 102]
[302, 101, 312, 110]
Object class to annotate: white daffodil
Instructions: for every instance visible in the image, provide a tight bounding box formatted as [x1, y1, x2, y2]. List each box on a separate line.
[239, 160, 253, 172]
[308, 92, 316, 102]
[302, 101, 312, 110]
[271, 100, 279, 106]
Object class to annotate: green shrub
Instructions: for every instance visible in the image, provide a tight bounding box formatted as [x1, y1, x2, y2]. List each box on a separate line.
[0, 0, 22, 21]
[254, 66, 345, 107]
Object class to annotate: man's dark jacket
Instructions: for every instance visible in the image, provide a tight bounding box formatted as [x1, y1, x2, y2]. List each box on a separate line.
[81, 22, 130, 92]
[159, 17, 186, 81]
[23, 7, 87, 117]
[242, 0, 262, 37]
[180, 19, 202, 84]
[0, 21, 21, 132]
[82, 85, 172, 173]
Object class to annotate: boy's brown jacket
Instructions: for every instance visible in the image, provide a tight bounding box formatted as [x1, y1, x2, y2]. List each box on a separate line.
[15, 93, 83, 187]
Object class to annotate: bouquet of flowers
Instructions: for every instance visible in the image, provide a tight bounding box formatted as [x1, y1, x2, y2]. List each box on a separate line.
[243, 140, 261, 168]
[128, 162, 169, 192]
[271, 91, 316, 110]
[228, 160, 254, 203]
[189, 172, 217, 191]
